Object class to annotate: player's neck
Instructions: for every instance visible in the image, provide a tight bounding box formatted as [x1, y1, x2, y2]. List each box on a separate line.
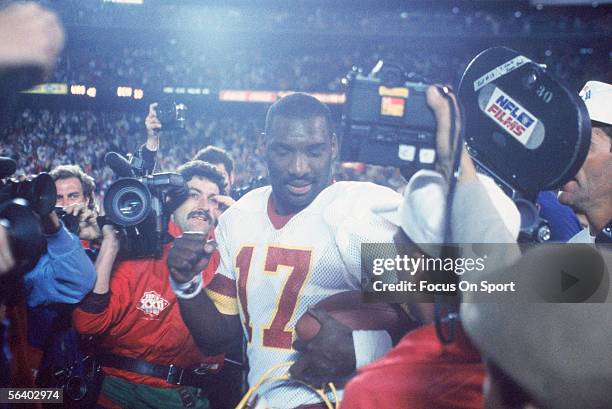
[268, 195, 299, 229]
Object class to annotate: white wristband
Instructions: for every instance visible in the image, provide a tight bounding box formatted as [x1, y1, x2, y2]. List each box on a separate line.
[170, 273, 203, 299]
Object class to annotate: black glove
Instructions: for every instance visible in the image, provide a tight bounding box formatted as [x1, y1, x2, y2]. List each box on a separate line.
[290, 308, 356, 386]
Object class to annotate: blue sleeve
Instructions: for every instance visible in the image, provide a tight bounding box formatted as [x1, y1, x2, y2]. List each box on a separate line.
[24, 221, 97, 307]
[537, 191, 582, 242]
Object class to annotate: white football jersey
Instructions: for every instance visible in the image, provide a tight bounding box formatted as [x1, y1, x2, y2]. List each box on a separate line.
[206, 181, 399, 407]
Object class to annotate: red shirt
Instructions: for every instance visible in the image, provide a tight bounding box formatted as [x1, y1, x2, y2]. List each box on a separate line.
[72, 244, 222, 388]
[341, 323, 484, 409]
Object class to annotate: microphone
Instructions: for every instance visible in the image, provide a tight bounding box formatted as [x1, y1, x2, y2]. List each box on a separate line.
[0, 157, 17, 179]
[105, 152, 135, 177]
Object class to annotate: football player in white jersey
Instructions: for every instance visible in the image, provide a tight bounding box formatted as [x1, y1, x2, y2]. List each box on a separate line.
[166, 91, 458, 407]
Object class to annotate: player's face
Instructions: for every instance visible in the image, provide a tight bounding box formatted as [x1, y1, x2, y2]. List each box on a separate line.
[55, 177, 87, 207]
[264, 115, 337, 215]
[559, 128, 612, 222]
[173, 176, 220, 234]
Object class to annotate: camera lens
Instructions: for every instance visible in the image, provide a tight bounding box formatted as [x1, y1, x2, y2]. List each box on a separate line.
[104, 178, 151, 226]
[66, 376, 87, 401]
[118, 191, 145, 217]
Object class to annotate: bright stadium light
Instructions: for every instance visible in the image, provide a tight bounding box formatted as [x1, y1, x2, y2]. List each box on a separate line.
[86, 87, 97, 98]
[70, 85, 86, 95]
[133, 89, 144, 99]
[117, 86, 133, 97]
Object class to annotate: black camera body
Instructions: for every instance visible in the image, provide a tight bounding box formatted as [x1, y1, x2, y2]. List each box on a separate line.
[341, 61, 437, 172]
[0, 169, 56, 276]
[458, 47, 591, 195]
[459, 47, 591, 242]
[156, 101, 187, 130]
[103, 152, 187, 259]
[230, 176, 269, 201]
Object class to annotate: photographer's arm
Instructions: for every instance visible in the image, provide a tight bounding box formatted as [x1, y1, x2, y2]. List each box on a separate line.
[144, 102, 161, 151]
[24, 213, 96, 307]
[92, 225, 120, 295]
[168, 232, 242, 355]
[134, 102, 162, 173]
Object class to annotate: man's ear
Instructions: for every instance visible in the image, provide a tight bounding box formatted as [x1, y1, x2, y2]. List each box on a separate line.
[331, 132, 339, 161]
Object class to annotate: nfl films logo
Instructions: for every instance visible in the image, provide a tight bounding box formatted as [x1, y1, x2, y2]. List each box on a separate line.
[484, 87, 539, 146]
[138, 291, 170, 317]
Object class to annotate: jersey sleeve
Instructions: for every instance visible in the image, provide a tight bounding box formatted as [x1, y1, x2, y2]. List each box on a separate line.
[205, 220, 239, 316]
[334, 183, 401, 288]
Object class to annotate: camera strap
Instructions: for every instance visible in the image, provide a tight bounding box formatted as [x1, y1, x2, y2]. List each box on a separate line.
[435, 86, 465, 345]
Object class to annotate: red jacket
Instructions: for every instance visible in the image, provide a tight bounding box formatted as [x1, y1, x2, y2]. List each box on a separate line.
[72, 244, 222, 388]
[341, 323, 484, 409]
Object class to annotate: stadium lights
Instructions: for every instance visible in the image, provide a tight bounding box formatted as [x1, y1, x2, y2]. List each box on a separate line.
[117, 86, 133, 97]
[162, 86, 211, 95]
[219, 90, 345, 104]
[133, 89, 144, 99]
[21, 83, 68, 95]
[87, 87, 97, 98]
[70, 85, 86, 96]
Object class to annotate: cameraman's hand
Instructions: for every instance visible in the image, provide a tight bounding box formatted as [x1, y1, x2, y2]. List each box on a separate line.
[41, 211, 61, 235]
[0, 2, 64, 76]
[212, 195, 235, 219]
[63, 203, 101, 241]
[426, 85, 478, 183]
[0, 224, 16, 275]
[167, 232, 215, 283]
[100, 224, 120, 249]
[145, 102, 162, 151]
[426, 85, 462, 185]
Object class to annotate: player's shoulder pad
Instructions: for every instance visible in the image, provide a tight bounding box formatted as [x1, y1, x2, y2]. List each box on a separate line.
[217, 185, 271, 228]
[322, 181, 401, 226]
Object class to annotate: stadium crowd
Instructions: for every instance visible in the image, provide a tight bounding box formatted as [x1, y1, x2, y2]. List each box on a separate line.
[56, 0, 612, 37]
[51, 43, 609, 92]
[0, 109, 405, 204]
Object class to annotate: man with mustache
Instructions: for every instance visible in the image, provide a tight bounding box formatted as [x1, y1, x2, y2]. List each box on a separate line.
[73, 161, 226, 409]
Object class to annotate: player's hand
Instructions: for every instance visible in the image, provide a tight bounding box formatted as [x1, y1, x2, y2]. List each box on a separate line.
[145, 102, 161, 150]
[167, 232, 215, 283]
[63, 203, 101, 241]
[0, 224, 16, 275]
[290, 308, 356, 385]
[0, 2, 64, 75]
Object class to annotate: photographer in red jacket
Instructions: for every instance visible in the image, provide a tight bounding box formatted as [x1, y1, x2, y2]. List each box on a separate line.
[73, 160, 227, 409]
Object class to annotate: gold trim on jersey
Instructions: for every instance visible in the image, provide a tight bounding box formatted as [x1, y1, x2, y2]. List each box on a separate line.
[206, 288, 239, 315]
